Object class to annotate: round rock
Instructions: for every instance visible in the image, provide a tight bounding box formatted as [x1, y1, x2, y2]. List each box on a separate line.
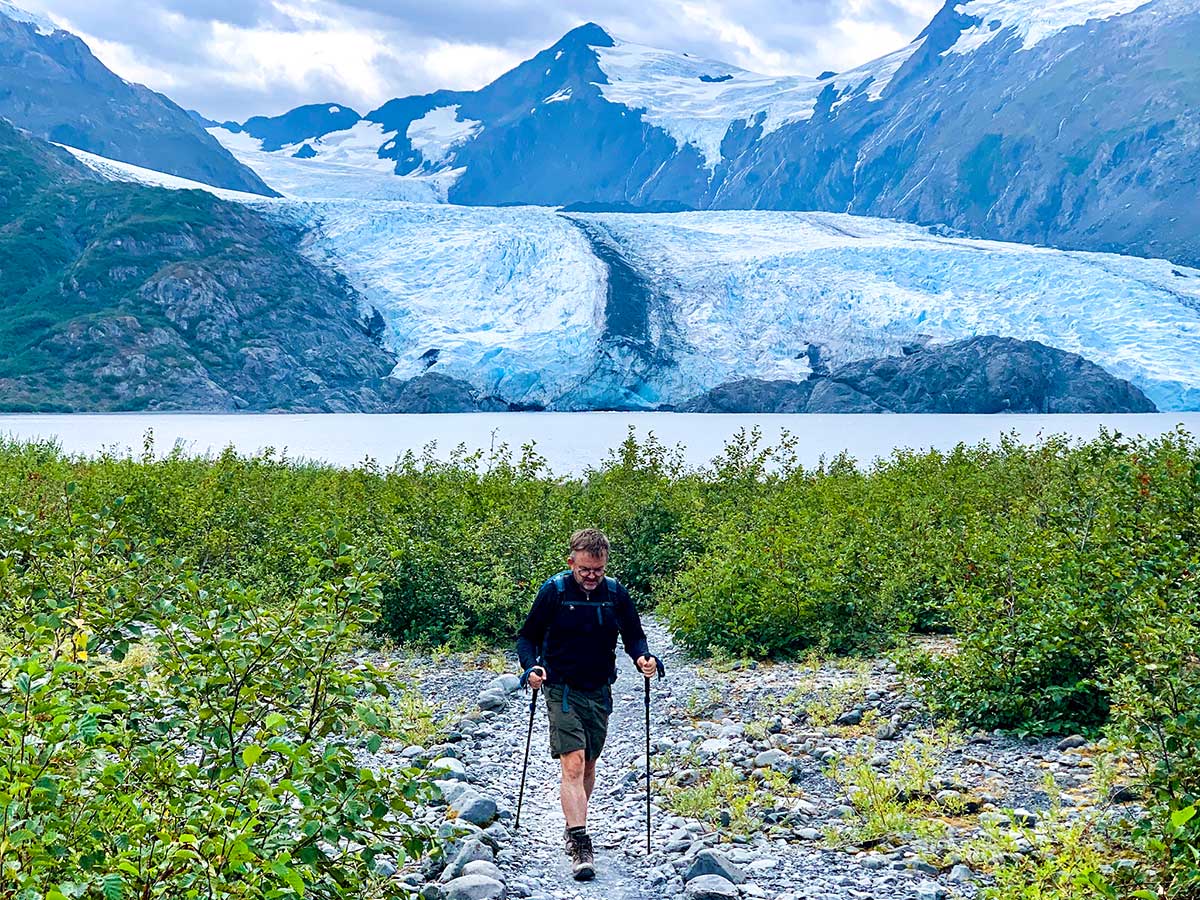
[442, 874, 506, 900]
[684, 875, 740, 900]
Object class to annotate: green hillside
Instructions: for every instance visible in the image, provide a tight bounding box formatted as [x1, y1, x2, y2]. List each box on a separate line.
[0, 120, 396, 411]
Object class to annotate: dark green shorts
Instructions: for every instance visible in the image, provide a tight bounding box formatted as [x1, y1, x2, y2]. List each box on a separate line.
[544, 683, 613, 761]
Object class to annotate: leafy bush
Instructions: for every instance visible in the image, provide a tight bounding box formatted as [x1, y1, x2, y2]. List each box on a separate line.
[0, 491, 435, 898]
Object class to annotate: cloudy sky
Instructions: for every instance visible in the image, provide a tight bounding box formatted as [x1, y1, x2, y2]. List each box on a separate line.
[20, 0, 944, 121]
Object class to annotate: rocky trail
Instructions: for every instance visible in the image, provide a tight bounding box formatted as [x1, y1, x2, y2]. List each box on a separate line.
[374, 619, 1144, 900]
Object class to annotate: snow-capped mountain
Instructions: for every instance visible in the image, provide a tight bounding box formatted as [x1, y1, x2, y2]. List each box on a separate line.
[210, 0, 1197, 265]
[0, 1, 274, 195]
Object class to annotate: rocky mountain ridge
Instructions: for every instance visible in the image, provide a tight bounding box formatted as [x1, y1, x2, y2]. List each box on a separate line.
[0, 4, 275, 195]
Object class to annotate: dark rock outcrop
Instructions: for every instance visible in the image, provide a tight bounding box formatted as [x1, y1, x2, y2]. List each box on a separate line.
[679, 337, 1157, 414]
[378, 373, 510, 414]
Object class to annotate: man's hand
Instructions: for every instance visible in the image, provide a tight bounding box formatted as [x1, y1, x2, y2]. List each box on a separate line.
[527, 666, 546, 690]
[636, 655, 658, 678]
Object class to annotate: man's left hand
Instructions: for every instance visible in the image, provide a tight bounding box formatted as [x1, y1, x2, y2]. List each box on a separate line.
[636, 655, 658, 678]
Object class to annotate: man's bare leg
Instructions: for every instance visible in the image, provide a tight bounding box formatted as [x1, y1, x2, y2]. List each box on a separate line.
[559, 750, 588, 828]
[583, 757, 597, 803]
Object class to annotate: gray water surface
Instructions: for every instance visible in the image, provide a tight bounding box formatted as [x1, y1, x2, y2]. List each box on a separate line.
[2, 413, 1197, 476]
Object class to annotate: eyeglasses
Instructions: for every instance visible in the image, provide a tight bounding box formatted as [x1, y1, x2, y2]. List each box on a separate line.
[575, 566, 606, 577]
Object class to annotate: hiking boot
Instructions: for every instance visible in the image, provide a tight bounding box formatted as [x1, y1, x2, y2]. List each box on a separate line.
[567, 830, 595, 881]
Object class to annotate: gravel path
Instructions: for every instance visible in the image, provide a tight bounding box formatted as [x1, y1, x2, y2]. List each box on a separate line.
[381, 618, 1143, 900]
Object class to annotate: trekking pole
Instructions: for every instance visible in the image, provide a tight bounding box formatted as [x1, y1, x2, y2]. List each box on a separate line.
[644, 657, 666, 854]
[515, 666, 544, 830]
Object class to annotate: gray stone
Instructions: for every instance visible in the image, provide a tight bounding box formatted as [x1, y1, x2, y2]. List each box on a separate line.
[681, 338, 1156, 415]
[440, 838, 494, 881]
[698, 738, 732, 756]
[684, 874, 740, 900]
[442, 874, 505, 900]
[915, 882, 948, 900]
[435, 780, 471, 804]
[835, 709, 863, 727]
[452, 792, 499, 827]
[754, 749, 791, 769]
[489, 674, 521, 695]
[432, 758, 469, 781]
[684, 849, 747, 885]
[461, 860, 504, 882]
[948, 864, 975, 884]
[1057, 735, 1088, 751]
[476, 690, 508, 712]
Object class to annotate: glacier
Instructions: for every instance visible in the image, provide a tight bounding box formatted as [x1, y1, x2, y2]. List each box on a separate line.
[70, 147, 1200, 412]
[948, 0, 1154, 54]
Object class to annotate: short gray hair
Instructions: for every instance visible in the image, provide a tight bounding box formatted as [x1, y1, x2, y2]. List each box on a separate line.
[569, 528, 610, 559]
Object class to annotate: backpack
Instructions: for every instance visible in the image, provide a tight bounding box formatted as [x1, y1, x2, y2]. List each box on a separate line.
[535, 571, 621, 689]
[549, 570, 618, 624]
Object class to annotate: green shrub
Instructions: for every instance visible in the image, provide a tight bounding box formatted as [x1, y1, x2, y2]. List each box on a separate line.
[0, 493, 436, 898]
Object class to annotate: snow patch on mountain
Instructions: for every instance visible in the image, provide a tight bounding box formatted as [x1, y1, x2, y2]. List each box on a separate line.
[210, 125, 452, 202]
[0, 1, 56, 34]
[594, 35, 923, 168]
[948, 0, 1151, 54]
[60, 144, 270, 201]
[405, 106, 484, 169]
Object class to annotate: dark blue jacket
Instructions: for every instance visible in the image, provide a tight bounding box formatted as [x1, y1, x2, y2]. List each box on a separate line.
[516, 574, 650, 692]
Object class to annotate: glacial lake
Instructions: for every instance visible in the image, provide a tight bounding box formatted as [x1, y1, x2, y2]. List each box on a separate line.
[2, 413, 1199, 476]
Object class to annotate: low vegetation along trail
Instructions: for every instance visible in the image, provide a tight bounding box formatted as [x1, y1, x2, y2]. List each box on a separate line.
[400, 618, 1135, 900]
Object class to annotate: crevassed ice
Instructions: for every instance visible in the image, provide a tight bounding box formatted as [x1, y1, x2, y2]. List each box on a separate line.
[406, 106, 484, 170]
[948, 0, 1151, 54]
[594, 35, 923, 169]
[294, 202, 1200, 411]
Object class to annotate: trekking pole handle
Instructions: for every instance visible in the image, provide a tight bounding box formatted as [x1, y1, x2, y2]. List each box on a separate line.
[519, 665, 546, 689]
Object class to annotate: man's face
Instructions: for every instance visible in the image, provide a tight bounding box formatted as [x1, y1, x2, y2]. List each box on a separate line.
[568, 550, 608, 592]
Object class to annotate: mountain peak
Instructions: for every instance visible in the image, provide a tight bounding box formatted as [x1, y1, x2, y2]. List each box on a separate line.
[555, 22, 615, 51]
[0, 0, 56, 34]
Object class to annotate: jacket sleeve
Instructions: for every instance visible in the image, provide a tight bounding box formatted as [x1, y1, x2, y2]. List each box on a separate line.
[615, 583, 651, 664]
[516, 582, 555, 673]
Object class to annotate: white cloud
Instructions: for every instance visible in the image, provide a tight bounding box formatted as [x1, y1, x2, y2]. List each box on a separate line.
[418, 41, 525, 91]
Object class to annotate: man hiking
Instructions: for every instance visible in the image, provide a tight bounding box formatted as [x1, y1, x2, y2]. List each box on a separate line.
[516, 528, 659, 881]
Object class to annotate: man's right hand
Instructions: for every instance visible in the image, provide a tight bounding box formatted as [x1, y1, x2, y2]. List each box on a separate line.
[527, 666, 546, 690]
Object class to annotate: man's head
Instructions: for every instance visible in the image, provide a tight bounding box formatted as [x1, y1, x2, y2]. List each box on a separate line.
[568, 528, 610, 592]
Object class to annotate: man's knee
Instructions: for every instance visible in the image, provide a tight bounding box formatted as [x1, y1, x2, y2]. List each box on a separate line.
[560, 750, 586, 781]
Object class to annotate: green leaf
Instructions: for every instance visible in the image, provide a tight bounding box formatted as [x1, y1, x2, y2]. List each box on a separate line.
[243, 744, 264, 767]
[1132, 892, 1159, 899]
[101, 873, 123, 900]
[282, 867, 305, 896]
[1172, 805, 1197, 829]
[265, 712, 287, 731]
